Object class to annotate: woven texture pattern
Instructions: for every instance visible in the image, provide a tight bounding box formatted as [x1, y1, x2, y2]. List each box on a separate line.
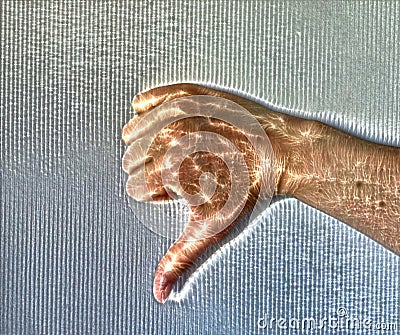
[1, 1, 399, 334]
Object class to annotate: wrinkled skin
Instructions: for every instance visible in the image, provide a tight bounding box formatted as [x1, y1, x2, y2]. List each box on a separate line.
[122, 83, 400, 303]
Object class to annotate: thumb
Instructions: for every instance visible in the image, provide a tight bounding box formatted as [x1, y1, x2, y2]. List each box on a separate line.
[153, 205, 253, 303]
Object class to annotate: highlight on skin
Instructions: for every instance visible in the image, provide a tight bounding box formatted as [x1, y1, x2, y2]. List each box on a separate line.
[122, 83, 400, 303]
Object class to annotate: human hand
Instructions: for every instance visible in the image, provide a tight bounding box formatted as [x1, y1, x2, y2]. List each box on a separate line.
[122, 83, 400, 303]
[122, 84, 286, 303]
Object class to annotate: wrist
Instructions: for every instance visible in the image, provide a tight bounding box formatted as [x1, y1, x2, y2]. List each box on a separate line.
[263, 117, 321, 196]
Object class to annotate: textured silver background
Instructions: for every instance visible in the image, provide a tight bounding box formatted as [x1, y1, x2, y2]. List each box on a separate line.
[1, 1, 399, 334]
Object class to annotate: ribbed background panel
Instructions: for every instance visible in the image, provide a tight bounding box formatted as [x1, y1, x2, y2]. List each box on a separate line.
[1, 1, 399, 334]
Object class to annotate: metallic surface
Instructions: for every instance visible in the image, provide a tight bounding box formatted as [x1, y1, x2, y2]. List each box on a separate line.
[1, 1, 399, 334]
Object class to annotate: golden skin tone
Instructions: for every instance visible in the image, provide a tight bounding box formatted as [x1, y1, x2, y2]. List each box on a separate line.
[122, 83, 400, 303]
